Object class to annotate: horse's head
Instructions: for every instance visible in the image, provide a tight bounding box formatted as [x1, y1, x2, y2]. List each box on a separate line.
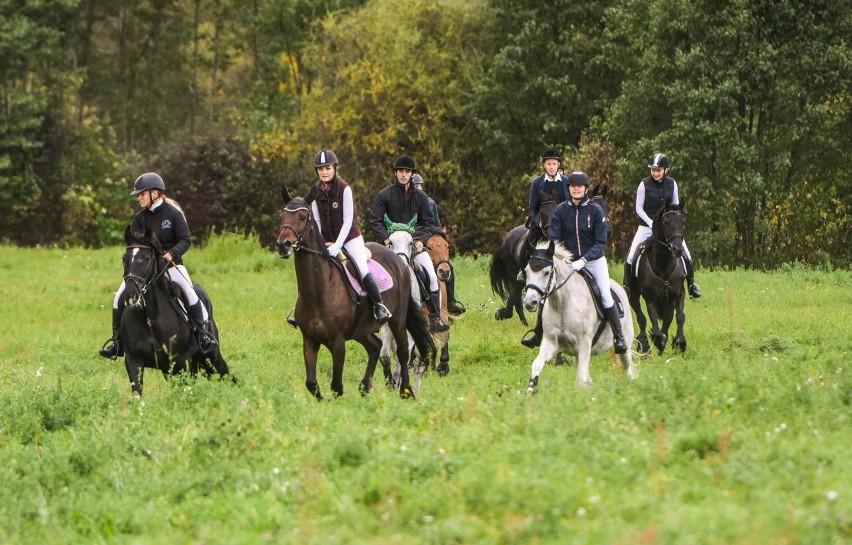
[538, 199, 559, 232]
[522, 240, 556, 311]
[276, 196, 313, 259]
[121, 225, 163, 305]
[588, 184, 613, 238]
[426, 232, 451, 282]
[387, 227, 415, 263]
[654, 202, 686, 258]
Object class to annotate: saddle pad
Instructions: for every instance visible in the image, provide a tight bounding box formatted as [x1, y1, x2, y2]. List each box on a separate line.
[344, 259, 394, 295]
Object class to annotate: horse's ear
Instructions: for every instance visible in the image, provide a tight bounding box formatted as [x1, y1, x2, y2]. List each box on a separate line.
[383, 213, 392, 228]
[407, 214, 418, 229]
[124, 225, 133, 244]
[547, 239, 555, 255]
[281, 184, 293, 206]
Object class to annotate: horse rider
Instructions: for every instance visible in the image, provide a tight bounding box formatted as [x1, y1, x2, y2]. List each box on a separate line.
[519, 149, 569, 277]
[412, 173, 465, 316]
[98, 172, 217, 360]
[306, 149, 391, 323]
[369, 155, 449, 332]
[521, 171, 628, 354]
[624, 153, 702, 299]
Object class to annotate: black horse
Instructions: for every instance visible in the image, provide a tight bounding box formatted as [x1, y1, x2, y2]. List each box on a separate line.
[626, 201, 688, 354]
[490, 185, 611, 325]
[118, 226, 231, 395]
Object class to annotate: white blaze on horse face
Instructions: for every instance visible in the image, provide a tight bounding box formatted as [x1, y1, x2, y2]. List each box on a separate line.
[522, 265, 547, 311]
[388, 230, 413, 262]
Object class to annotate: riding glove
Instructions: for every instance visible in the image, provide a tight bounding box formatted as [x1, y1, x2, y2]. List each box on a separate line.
[327, 244, 341, 258]
[414, 240, 424, 253]
[571, 258, 586, 272]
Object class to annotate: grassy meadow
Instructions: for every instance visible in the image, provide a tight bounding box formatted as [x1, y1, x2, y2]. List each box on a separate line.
[0, 234, 849, 544]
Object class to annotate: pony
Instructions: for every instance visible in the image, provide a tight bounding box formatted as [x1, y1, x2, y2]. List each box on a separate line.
[425, 231, 453, 376]
[490, 185, 611, 325]
[627, 201, 688, 354]
[522, 240, 636, 392]
[379, 223, 452, 394]
[276, 186, 434, 400]
[118, 225, 231, 395]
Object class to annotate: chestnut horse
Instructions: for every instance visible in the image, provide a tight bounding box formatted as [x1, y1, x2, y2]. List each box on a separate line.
[276, 186, 433, 399]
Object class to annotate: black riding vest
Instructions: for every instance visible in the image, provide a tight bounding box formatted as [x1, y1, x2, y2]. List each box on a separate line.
[639, 176, 676, 227]
[306, 175, 361, 243]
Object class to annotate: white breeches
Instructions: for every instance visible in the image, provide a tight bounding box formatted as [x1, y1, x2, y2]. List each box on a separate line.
[414, 250, 439, 291]
[626, 226, 692, 264]
[343, 236, 370, 277]
[584, 257, 614, 308]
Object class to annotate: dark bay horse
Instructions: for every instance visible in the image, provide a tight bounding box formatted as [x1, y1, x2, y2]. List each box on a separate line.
[627, 201, 688, 354]
[276, 187, 434, 400]
[119, 226, 230, 395]
[490, 185, 611, 326]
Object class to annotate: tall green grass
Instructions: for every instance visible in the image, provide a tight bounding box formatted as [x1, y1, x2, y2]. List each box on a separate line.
[0, 235, 849, 544]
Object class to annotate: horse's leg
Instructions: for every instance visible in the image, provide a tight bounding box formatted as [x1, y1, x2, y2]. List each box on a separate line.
[358, 333, 382, 395]
[328, 338, 347, 397]
[648, 305, 674, 354]
[510, 280, 528, 326]
[672, 295, 687, 352]
[125, 358, 144, 396]
[526, 339, 559, 394]
[393, 325, 415, 399]
[629, 291, 650, 354]
[379, 324, 397, 388]
[575, 341, 594, 388]
[437, 338, 450, 377]
[302, 338, 323, 400]
[646, 301, 667, 354]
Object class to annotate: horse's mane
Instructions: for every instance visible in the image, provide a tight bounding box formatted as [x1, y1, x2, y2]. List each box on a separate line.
[125, 225, 162, 252]
[533, 240, 575, 262]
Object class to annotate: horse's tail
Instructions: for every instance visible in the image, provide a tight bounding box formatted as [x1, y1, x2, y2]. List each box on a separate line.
[489, 242, 513, 300]
[406, 296, 436, 361]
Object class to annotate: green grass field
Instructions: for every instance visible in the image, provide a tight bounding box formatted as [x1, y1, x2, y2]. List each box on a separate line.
[0, 234, 849, 544]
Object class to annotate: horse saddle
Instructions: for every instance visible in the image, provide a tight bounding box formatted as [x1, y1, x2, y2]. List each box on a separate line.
[339, 255, 394, 296]
[577, 269, 624, 318]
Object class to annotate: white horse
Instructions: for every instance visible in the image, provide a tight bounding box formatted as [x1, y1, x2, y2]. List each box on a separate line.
[522, 240, 637, 392]
[379, 220, 437, 392]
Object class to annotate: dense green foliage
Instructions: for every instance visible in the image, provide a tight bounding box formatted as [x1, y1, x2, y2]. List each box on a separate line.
[1, 0, 850, 267]
[0, 237, 850, 543]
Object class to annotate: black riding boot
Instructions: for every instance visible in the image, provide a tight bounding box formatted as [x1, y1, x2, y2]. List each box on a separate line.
[623, 261, 638, 297]
[98, 307, 124, 360]
[446, 264, 466, 316]
[428, 289, 450, 332]
[520, 306, 543, 348]
[684, 256, 702, 299]
[604, 305, 628, 354]
[189, 301, 218, 355]
[363, 273, 392, 323]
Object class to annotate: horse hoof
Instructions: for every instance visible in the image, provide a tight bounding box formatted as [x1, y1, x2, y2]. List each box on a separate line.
[400, 386, 416, 400]
[437, 363, 449, 377]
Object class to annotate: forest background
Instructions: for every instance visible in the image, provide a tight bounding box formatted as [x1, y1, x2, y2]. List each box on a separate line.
[2, 0, 850, 268]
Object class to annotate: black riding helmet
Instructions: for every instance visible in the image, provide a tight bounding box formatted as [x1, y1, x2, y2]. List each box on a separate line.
[393, 155, 417, 172]
[566, 171, 590, 186]
[648, 153, 669, 169]
[542, 149, 562, 163]
[314, 149, 339, 169]
[130, 172, 166, 195]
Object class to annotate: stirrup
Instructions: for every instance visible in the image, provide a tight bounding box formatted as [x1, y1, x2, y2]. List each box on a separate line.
[285, 308, 298, 328]
[373, 303, 392, 323]
[448, 301, 466, 316]
[688, 283, 702, 299]
[98, 338, 120, 360]
[430, 316, 449, 332]
[520, 329, 541, 348]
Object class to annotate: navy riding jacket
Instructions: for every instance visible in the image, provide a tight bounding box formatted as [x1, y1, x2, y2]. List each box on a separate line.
[130, 200, 191, 264]
[548, 197, 609, 262]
